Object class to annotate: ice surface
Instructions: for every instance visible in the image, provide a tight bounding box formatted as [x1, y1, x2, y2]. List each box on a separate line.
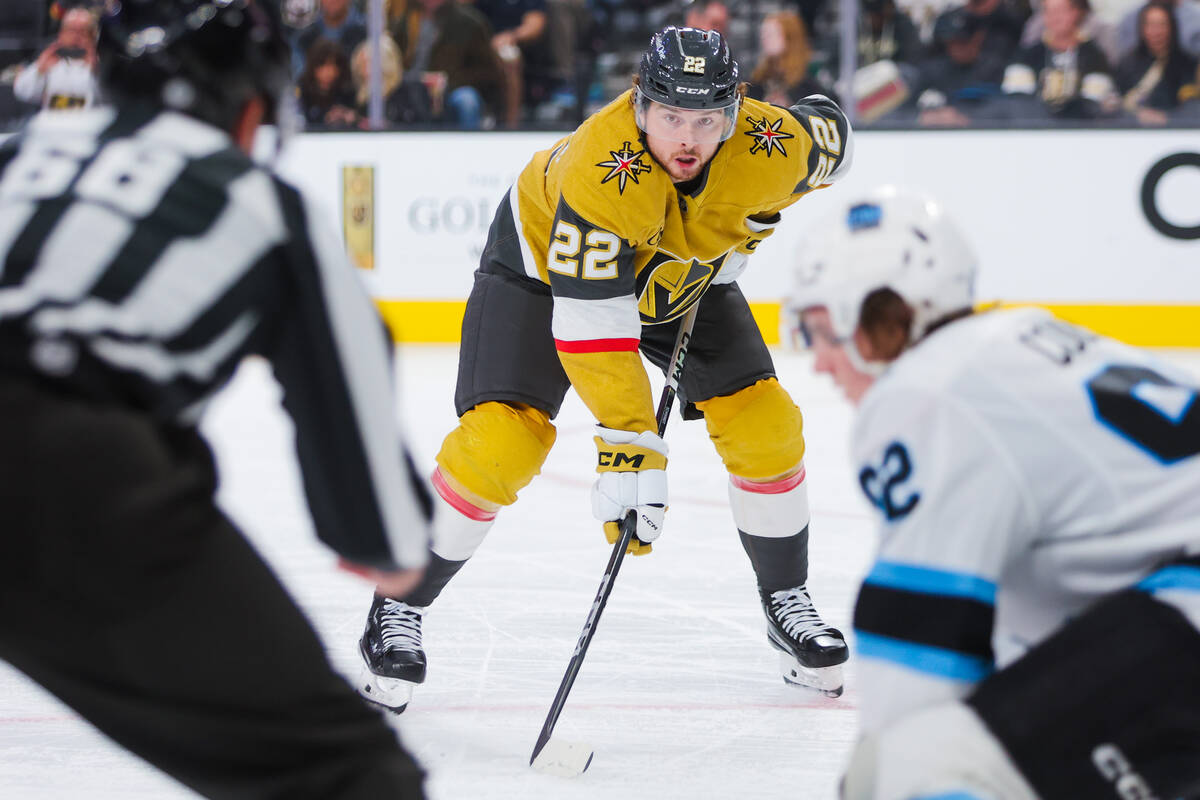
[3, 346, 1196, 799]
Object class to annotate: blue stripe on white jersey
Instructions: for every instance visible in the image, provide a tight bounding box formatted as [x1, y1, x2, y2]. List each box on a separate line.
[864, 561, 997, 605]
[855, 631, 994, 682]
[859, 633, 998, 681]
[1138, 565, 1200, 593]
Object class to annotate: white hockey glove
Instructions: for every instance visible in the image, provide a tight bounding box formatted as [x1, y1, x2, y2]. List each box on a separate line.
[591, 426, 668, 556]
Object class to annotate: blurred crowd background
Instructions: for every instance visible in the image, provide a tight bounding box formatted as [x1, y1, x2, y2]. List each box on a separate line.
[1, 0, 1198, 132]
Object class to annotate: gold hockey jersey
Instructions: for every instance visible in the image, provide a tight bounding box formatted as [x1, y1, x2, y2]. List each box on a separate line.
[503, 89, 852, 433]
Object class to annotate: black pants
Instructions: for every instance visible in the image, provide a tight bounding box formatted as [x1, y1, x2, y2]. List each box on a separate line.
[969, 585, 1200, 799]
[454, 262, 776, 420]
[0, 376, 424, 799]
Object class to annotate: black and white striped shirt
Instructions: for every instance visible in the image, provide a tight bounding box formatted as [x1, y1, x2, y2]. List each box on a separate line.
[0, 106, 430, 571]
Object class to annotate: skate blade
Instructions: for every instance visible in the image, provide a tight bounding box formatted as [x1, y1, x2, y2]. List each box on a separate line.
[780, 654, 844, 698]
[356, 661, 417, 714]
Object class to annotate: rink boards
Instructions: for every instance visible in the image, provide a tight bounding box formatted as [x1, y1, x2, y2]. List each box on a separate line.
[277, 128, 1200, 347]
[1, 125, 1192, 344]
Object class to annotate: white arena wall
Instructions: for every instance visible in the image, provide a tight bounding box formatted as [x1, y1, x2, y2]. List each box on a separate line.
[2, 125, 1193, 341]
[5, 126, 1191, 343]
[278, 128, 1200, 346]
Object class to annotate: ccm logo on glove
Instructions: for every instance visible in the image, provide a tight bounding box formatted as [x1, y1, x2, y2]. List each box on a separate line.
[596, 445, 667, 471]
[598, 450, 643, 468]
[591, 427, 669, 554]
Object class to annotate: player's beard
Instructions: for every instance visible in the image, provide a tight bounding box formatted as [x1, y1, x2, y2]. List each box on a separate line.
[666, 148, 705, 181]
[646, 137, 718, 183]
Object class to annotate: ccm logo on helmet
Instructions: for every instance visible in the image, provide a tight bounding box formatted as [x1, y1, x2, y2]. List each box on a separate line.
[677, 86, 711, 95]
[1140, 152, 1200, 241]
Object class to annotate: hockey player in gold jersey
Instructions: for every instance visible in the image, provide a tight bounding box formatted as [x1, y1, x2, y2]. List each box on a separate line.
[357, 26, 854, 712]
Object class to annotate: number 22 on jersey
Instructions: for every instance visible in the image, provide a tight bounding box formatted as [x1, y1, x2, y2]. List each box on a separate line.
[547, 220, 622, 279]
[859, 441, 920, 521]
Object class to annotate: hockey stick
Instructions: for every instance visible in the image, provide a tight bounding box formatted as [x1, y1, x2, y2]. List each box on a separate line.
[530, 302, 700, 777]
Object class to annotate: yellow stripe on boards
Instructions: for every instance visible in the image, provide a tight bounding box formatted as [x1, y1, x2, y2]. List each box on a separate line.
[373, 299, 1200, 348]
[1001, 303, 1200, 348]
[375, 300, 466, 343]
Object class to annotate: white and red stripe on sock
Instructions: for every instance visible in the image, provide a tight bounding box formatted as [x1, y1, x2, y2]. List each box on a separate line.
[728, 465, 811, 538]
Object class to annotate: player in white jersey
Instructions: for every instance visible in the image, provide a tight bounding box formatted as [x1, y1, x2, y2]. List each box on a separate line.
[788, 187, 1200, 800]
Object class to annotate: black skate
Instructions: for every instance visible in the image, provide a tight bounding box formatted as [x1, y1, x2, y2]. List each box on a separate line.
[356, 594, 427, 713]
[759, 585, 848, 697]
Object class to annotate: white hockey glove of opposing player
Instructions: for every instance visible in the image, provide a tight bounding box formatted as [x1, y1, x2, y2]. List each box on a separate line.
[591, 426, 668, 556]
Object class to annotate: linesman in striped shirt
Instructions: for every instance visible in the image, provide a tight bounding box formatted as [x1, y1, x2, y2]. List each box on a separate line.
[0, 1, 430, 796]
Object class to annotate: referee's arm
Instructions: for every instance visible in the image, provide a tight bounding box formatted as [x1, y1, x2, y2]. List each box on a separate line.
[267, 182, 432, 572]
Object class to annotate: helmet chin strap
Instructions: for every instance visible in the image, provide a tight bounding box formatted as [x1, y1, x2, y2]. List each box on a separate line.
[822, 300, 891, 377]
[845, 337, 890, 378]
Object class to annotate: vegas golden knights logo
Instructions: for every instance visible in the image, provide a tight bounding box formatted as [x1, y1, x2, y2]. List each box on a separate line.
[636, 250, 727, 324]
[342, 165, 375, 270]
[744, 115, 794, 157]
[596, 141, 652, 195]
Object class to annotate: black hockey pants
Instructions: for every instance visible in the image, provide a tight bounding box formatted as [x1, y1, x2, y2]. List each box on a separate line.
[0, 375, 425, 799]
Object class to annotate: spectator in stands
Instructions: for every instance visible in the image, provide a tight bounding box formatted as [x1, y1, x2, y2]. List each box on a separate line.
[908, 7, 1008, 126]
[475, 0, 548, 128]
[13, 7, 98, 110]
[963, 0, 1029, 60]
[538, 0, 591, 121]
[1002, 0, 1117, 118]
[1178, 65, 1200, 117]
[858, 0, 924, 69]
[1115, 0, 1199, 122]
[282, 0, 321, 31]
[393, 0, 503, 129]
[684, 0, 730, 35]
[1022, 0, 1120, 63]
[350, 35, 433, 126]
[1117, 0, 1200, 59]
[297, 38, 358, 129]
[684, 0, 753, 80]
[898, 0, 959, 42]
[387, 0, 414, 45]
[784, 0, 830, 41]
[748, 11, 837, 107]
[292, 0, 368, 77]
[822, 0, 920, 123]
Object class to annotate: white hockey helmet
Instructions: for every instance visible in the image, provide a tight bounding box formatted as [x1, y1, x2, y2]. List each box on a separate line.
[790, 185, 977, 349]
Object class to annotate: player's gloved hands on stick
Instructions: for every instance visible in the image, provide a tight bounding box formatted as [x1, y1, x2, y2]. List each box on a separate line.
[591, 425, 668, 555]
